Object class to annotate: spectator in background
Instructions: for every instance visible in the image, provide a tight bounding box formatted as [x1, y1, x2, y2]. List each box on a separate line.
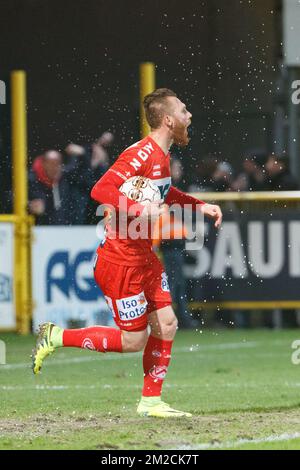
[231, 149, 268, 192]
[188, 154, 233, 193]
[188, 154, 218, 193]
[85, 132, 114, 224]
[63, 142, 93, 224]
[211, 161, 233, 192]
[170, 156, 188, 191]
[265, 154, 299, 191]
[61, 132, 114, 224]
[29, 150, 72, 225]
[153, 158, 200, 329]
[90, 131, 113, 172]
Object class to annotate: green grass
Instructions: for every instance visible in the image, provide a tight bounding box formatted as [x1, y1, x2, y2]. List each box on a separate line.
[1, 329, 300, 450]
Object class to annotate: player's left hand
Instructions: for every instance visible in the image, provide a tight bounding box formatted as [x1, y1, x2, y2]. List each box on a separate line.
[200, 203, 223, 229]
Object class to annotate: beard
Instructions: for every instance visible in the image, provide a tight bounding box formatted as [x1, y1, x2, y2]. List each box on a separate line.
[172, 121, 190, 147]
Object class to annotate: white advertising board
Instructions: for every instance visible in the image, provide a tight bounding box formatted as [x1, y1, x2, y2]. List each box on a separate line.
[0, 223, 15, 329]
[32, 226, 111, 330]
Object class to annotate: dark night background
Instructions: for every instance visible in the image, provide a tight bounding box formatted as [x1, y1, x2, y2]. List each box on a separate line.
[0, 0, 281, 207]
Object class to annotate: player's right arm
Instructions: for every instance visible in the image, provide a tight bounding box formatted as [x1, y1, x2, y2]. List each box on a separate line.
[90, 151, 164, 219]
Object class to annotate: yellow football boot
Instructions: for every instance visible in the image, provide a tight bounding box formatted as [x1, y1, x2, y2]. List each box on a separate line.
[31, 322, 62, 375]
[137, 397, 192, 418]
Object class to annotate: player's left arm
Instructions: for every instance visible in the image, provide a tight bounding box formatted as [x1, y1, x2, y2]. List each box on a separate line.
[165, 185, 222, 229]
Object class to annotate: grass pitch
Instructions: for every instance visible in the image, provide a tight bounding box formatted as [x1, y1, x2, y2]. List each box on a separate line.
[1, 329, 300, 450]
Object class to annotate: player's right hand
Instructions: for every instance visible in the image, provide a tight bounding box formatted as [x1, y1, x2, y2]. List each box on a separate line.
[140, 201, 167, 220]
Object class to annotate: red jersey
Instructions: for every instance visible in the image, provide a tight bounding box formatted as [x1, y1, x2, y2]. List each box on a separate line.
[91, 135, 205, 266]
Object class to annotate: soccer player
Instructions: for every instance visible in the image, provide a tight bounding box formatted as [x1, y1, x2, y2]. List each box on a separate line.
[32, 88, 222, 418]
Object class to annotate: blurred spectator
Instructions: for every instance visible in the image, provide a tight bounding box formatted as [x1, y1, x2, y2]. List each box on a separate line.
[60, 132, 114, 225]
[169, 156, 189, 191]
[29, 150, 72, 225]
[231, 148, 268, 191]
[153, 157, 200, 329]
[188, 154, 218, 192]
[90, 131, 113, 171]
[85, 132, 114, 224]
[63, 142, 93, 224]
[265, 154, 299, 191]
[188, 154, 233, 193]
[211, 161, 233, 192]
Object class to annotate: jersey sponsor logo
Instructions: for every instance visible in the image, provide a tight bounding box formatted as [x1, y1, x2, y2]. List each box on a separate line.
[130, 142, 155, 171]
[153, 171, 161, 177]
[82, 338, 96, 350]
[149, 365, 168, 380]
[149, 176, 171, 200]
[116, 292, 147, 321]
[161, 272, 170, 292]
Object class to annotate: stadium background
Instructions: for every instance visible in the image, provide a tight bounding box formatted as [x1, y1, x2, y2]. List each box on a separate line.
[0, 0, 283, 188]
[1, 0, 300, 327]
[1, 0, 300, 324]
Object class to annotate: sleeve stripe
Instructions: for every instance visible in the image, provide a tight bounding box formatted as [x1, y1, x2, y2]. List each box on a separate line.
[108, 168, 127, 181]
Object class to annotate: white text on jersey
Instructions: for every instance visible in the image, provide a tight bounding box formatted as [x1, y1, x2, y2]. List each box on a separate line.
[129, 142, 155, 171]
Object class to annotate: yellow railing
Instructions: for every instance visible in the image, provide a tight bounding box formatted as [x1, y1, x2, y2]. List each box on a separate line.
[192, 191, 300, 201]
[0, 70, 32, 334]
[139, 62, 155, 138]
[0, 215, 34, 332]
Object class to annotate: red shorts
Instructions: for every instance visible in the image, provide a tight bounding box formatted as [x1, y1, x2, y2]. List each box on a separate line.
[94, 253, 172, 332]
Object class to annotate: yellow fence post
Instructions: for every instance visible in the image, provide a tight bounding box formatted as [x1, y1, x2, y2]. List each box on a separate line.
[139, 62, 155, 138]
[11, 70, 31, 334]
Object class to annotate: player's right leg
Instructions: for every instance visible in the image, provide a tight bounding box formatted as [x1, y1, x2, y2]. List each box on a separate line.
[137, 306, 192, 418]
[136, 255, 192, 418]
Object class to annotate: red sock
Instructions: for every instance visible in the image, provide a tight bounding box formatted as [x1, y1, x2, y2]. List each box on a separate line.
[142, 335, 173, 397]
[63, 326, 122, 353]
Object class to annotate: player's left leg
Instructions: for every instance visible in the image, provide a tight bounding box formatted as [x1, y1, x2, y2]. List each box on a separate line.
[137, 305, 192, 418]
[32, 255, 149, 374]
[32, 322, 149, 375]
[31, 322, 123, 375]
